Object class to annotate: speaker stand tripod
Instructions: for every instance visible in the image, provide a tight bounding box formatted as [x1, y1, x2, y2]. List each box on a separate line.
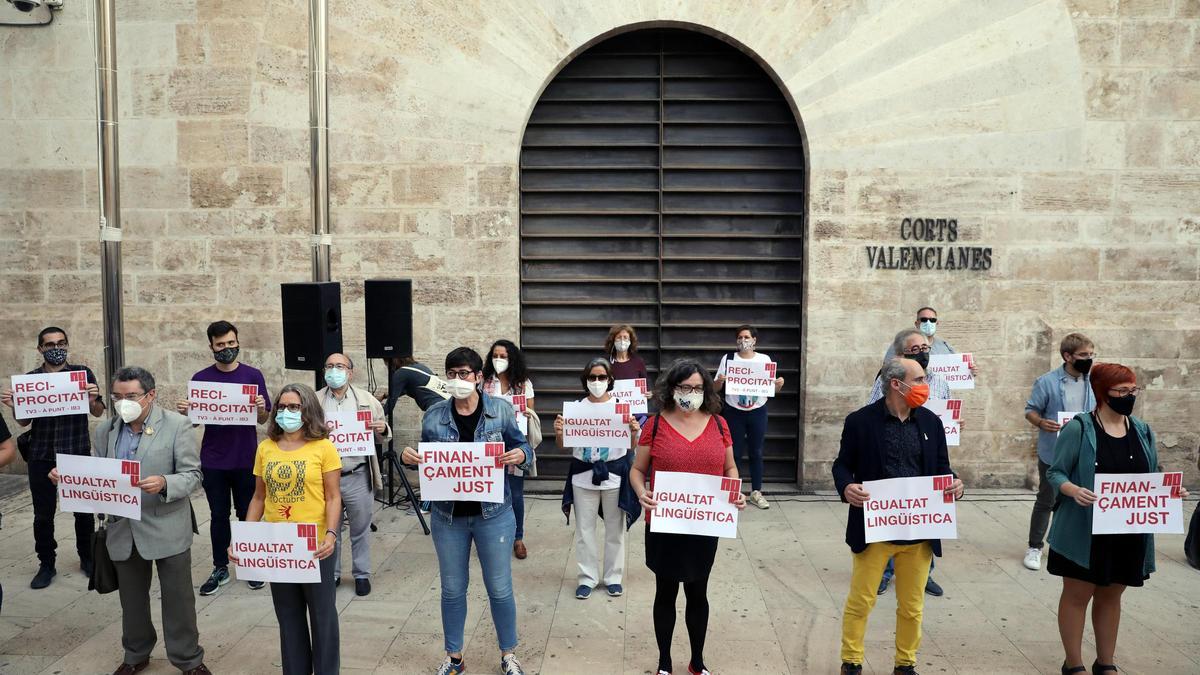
[375, 369, 429, 535]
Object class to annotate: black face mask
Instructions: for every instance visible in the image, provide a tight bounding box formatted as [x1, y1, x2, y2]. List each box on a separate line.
[1072, 358, 1093, 375]
[1107, 393, 1136, 416]
[213, 346, 239, 364]
[905, 351, 930, 370]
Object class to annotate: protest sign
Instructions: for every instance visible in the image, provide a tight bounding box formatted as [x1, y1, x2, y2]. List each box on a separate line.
[326, 410, 375, 457]
[1092, 472, 1184, 535]
[862, 475, 958, 543]
[11, 371, 89, 420]
[649, 471, 741, 538]
[723, 360, 777, 398]
[57, 454, 141, 520]
[922, 398, 962, 447]
[231, 521, 322, 583]
[927, 353, 975, 390]
[611, 378, 649, 415]
[1056, 411, 1083, 436]
[562, 400, 631, 450]
[187, 381, 258, 425]
[495, 393, 529, 436]
[418, 442, 505, 502]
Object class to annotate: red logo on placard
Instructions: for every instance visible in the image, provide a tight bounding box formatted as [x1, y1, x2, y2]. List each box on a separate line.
[946, 400, 962, 420]
[1171, 486, 1183, 498]
[765, 362, 777, 378]
[121, 460, 140, 486]
[512, 395, 526, 412]
[485, 443, 503, 457]
[721, 477, 742, 503]
[1163, 473, 1182, 487]
[242, 384, 257, 403]
[615, 402, 630, 423]
[356, 410, 372, 428]
[963, 354, 975, 369]
[70, 371, 85, 382]
[932, 475, 954, 503]
[296, 524, 318, 551]
[635, 378, 647, 394]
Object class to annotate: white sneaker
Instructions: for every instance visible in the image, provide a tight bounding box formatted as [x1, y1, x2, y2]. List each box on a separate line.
[1023, 547, 1042, 571]
[749, 490, 770, 510]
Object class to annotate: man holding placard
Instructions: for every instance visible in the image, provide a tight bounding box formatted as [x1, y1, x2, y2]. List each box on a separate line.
[1, 326, 104, 589]
[52, 366, 210, 675]
[833, 358, 963, 675]
[400, 347, 534, 675]
[317, 352, 389, 596]
[1021, 332, 1096, 572]
[175, 320, 271, 596]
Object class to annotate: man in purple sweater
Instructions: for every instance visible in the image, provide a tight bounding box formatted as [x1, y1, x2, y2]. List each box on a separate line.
[175, 320, 270, 595]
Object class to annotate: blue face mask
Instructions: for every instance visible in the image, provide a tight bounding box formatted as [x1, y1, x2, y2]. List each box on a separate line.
[324, 368, 348, 390]
[918, 320, 936, 337]
[276, 409, 304, 433]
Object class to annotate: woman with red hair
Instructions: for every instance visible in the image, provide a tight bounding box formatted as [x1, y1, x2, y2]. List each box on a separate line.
[1046, 363, 1188, 675]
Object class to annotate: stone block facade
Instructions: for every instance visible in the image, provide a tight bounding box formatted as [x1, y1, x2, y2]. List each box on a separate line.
[0, 0, 1196, 488]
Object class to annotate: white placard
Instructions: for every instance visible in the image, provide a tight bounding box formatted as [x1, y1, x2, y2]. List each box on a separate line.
[56, 454, 142, 520]
[418, 442, 505, 503]
[649, 471, 741, 538]
[922, 398, 963, 447]
[862, 475, 958, 543]
[723, 360, 778, 398]
[496, 393, 529, 436]
[11, 372, 89, 419]
[1092, 472, 1184, 535]
[611, 378, 649, 415]
[326, 411, 375, 457]
[927, 353, 975, 390]
[562, 400, 632, 450]
[186, 381, 258, 425]
[1056, 411, 1083, 436]
[231, 521, 322, 583]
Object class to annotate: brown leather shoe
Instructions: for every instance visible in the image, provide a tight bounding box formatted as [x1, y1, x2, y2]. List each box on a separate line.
[513, 539, 528, 559]
[184, 664, 212, 675]
[112, 660, 149, 675]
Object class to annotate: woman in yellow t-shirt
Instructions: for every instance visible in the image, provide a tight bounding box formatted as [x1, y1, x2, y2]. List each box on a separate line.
[238, 383, 343, 675]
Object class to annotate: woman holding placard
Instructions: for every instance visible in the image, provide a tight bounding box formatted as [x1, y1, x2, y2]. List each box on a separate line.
[714, 324, 783, 510]
[482, 339, 537, 560]
[1046, 363, 1188, 675]
[631, 359, 746, 675]
[234, 383, 342, 675]
[556, 357, 642, 600]
[605, 324, 650, 383]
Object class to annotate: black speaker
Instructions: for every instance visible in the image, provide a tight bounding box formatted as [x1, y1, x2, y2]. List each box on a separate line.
[365, 279, 413, 358]
[281, 282, 343, 369]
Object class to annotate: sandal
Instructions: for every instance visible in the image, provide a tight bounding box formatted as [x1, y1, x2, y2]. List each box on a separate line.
[1062, 664, 1086, 675]
[1091, 662, 1118, 674]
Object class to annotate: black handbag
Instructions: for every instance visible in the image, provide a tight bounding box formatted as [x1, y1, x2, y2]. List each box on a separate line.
[1186, 502, 1200, 571]
[88, 516, 120, 594]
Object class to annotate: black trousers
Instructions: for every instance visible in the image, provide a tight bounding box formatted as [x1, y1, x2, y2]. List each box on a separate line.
[270, 554, 340, 675]
[28, 458, 94, 567]
[201, 467, 256, 568]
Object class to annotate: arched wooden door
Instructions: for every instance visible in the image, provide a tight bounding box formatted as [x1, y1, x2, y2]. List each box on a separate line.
[520, 28, 805, 483]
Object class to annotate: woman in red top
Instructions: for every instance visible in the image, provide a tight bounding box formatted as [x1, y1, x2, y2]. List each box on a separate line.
[631, 359, 746, 675]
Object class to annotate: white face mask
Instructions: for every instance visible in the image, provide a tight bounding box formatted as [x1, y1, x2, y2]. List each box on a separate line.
[674, 391, 704, 412]
[586, 380, 609, 398]
[614, 339, 630, 353]
[492, 358, 509, 374]
[918, 320, 936, 337]
[115, 399, 144, 424]
[445, 378, 476, 400]
[737, 338, 755, 352]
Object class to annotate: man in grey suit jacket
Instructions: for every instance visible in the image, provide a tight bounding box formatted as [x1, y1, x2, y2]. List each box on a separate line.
[55, 366, 210, 675]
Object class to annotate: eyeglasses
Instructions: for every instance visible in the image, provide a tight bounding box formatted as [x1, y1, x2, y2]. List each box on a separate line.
[903, 345, 931, 354]
[586, 375, 610, 382]
[41, 340, 68, 349]
[111, 392, 148, 402]
[675, 385, 704, 395]
[323, 364, 350, 372]
[1108, 387, 1140, 397]
[445, 370, 476, 380]
[918, 317, 937, 324]
[277, 403, 304, 413]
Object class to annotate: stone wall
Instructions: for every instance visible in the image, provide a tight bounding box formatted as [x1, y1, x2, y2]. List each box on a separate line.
[0, 0, 1196, 487]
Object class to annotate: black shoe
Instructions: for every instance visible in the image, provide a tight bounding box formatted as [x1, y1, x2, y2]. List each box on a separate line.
[198, 566, 229, 596]
[924, 577, 943, 597]
[247, 580, 266, 590]
[893, 667, 918, 675]
[877, 575, 891, 595]
[30, 564, 56, 589]
[333, 576, 341, 587]
[81, 558, 94, 579]
[840, 664, 863, 675]
[1062, 663, 1087, 674]
[1091, 661, 1118, 674]
[355, 578, 371, 596]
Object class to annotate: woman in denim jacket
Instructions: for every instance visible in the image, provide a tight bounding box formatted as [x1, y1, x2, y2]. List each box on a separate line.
[402, 347, 534, 675]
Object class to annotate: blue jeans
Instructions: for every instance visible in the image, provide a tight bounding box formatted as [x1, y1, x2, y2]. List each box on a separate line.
[723, 404, 768, 491]
[882, 555, 935, 581]
[507, 473, 525, 540]
[430, 507, 519, 654]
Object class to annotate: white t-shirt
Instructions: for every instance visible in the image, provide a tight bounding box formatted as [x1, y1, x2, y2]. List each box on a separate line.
[716, 351, 772, 411]
[569, 396, 626, 491]
[483, 377, 534, 399]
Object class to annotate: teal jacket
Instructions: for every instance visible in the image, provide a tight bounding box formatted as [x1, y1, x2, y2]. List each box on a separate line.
[1046, 412, 1157, 575]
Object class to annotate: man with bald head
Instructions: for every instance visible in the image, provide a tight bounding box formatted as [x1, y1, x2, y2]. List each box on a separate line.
[317, 353, 390, 596]
[833, 358, 964, 675]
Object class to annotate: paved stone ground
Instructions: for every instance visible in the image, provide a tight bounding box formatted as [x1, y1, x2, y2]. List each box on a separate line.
[0, 485, 1196, 675]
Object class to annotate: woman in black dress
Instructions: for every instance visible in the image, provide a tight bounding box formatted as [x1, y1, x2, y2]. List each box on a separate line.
[1046, 363, 1189, 675]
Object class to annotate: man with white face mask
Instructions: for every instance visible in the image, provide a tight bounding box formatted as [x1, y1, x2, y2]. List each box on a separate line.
[51, 366, 209, 675]
[316, 353, 389, 596]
